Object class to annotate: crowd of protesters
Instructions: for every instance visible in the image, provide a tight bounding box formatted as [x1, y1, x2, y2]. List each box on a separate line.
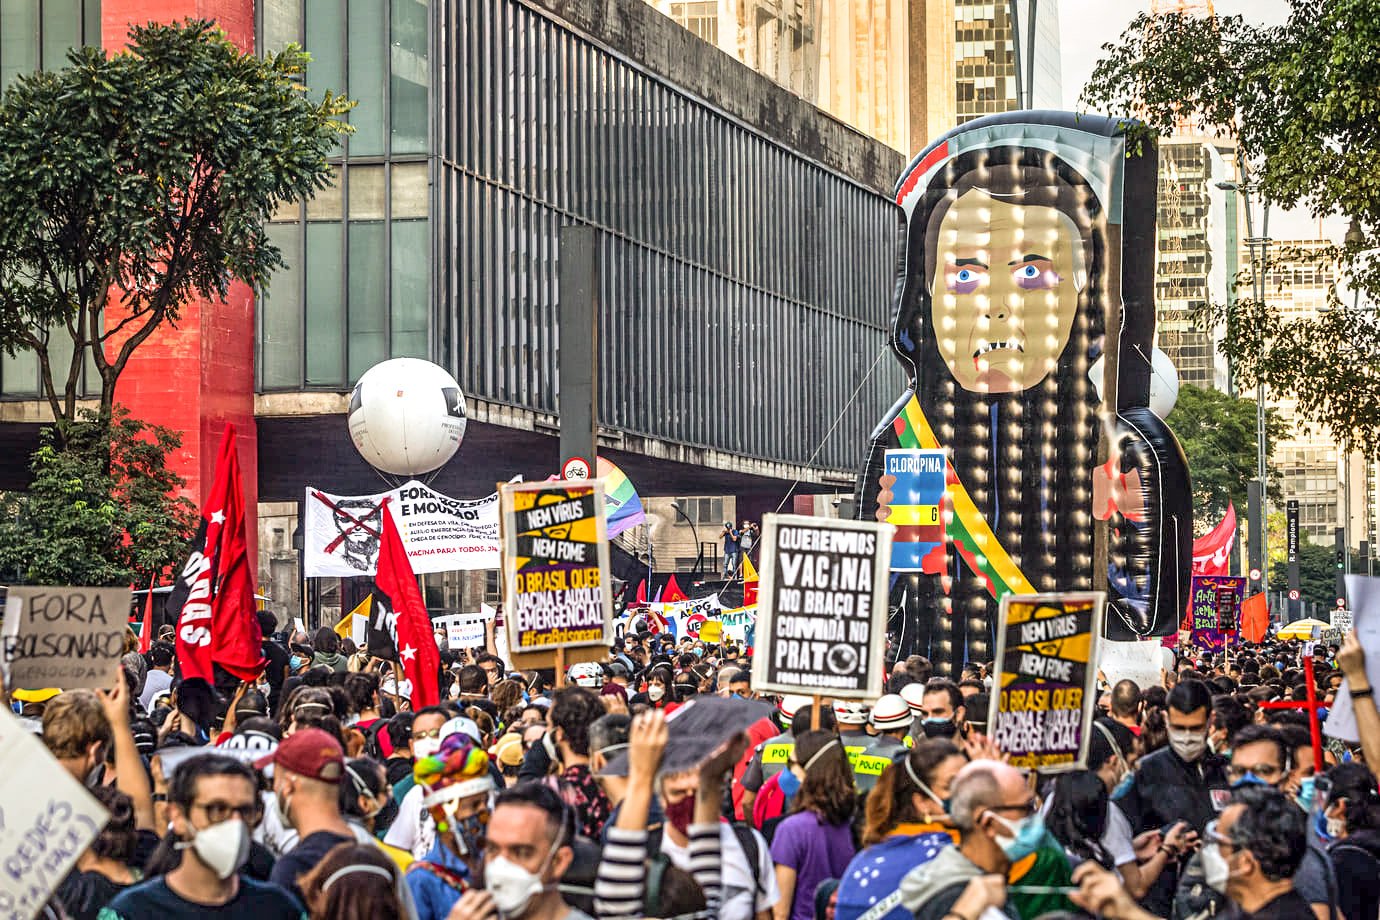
[15, 607, 1380, 920]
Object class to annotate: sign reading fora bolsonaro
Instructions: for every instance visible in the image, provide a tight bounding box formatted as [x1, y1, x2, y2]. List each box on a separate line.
[751, 515, 893, 699]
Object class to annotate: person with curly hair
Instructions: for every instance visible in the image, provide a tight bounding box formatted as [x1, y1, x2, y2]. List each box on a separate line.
[56, 786, 143, 920]
[770, 730, 858, 920]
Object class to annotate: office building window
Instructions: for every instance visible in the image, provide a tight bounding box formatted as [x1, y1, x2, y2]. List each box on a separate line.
[257, 0, 432, 390]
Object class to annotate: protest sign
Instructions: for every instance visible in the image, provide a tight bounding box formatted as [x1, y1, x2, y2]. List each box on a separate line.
[1098, 638, 1164, 693]
[1334, 609, 1354, 632]
[0, 706, 108, 920]
[501, 480, 611, 666]
[2, 587, 131, 691]
[990, 592, 1105, 771]
[1188, 575, 1245, 651]
[434, 612, 488, 649]
[881, 449, 946, 572]
[304, 481, 501, 577]
[751, 515, 892, 699]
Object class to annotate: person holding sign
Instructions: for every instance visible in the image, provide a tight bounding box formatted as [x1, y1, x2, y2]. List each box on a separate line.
[100, 754, 302, 920]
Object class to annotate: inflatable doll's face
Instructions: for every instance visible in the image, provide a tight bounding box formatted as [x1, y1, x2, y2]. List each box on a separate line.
[929, 190, 1085, 393]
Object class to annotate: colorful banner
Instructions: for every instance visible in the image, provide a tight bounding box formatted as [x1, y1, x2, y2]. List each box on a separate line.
[304, 481, 501, 577]
[501, 480, 612, 652]
[751, 514, 893, 699]
[1192, 503, 1237, 575]
[881, 449, 947, 571]
[991, 592, 1104, 772]
[1188, 575, 1245, 651]
[597, 457, 646, 539]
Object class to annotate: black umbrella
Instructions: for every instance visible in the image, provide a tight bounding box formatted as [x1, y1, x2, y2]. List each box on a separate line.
[599, 696, 776, 777]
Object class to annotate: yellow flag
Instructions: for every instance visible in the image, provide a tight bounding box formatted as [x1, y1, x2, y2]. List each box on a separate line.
[742, 554, 758, 582]
[335, 595, 372, 638]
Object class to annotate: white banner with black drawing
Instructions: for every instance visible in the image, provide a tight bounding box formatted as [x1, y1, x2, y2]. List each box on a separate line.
[304, 481, 501, 577]
[750, 514, 893, 699]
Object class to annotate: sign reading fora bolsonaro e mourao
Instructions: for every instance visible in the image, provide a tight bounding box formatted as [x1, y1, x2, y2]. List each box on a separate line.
[750, 515, 893, 699]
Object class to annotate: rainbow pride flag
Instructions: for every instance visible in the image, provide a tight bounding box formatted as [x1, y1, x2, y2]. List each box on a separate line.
[597, 457, 646, 539]
[890, 396, 1033, 600]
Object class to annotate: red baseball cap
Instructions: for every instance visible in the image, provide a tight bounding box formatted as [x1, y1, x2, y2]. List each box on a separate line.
[254, 727, 344, 783]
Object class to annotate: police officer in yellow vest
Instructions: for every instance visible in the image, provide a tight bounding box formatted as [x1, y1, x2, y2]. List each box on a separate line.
[854, 693, 911, 793]
[834, 700, 874, 788]
[739, 694, 835, 816]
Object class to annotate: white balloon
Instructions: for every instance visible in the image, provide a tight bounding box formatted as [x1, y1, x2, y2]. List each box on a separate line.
[347, 358, 467, 476]
[1148, 348, 1181, 419]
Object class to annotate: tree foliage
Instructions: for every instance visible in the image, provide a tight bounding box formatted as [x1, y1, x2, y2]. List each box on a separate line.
[0, 20, 350, 430]
[0, 410, 197, 586]
[1082, 2, 1380, 455]
[1165, 384, 1287, 533]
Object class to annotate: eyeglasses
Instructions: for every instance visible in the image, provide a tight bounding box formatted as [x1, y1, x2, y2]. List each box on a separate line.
[412, 727, 442, 740]
[1226, 763, 1282, 782]
[1205, 819, 1237, 852]
[192, 801, 257, 824]
[989, 797, 1040, 818]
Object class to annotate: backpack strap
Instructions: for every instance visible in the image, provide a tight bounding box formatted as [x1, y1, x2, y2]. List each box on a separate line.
[730, 823, 763, 897]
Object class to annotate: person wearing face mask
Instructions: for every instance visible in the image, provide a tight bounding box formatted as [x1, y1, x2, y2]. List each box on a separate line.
[445, 782, 591, 920]
[259, 728, 355, 907]
[740, 696, 834, 820]
[100, 755, 301, 919]
[899, 759, 1038, 920]
[385, 706, 454, 852]
[1319, 762, 1380, 920]
[770, 731, 859, 920]
[1200, 785, 1312, 919]
[1071, 719, 1187, 900]
[629, 666, 674, 710]
[1115, 679, 1225, 917]
[911, 680, 966, 745]
[835, 741, 963, 920]
[405, 733, 495, 920]
[340, 758, 404, 855]
[852, 695, 912, 794]
[545, 687, 613, 839]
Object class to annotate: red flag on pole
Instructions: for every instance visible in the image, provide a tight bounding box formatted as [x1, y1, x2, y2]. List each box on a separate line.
[138, 575, 157, 653]
[1240, 592, 1270, 644]
[663, 574, 688, 603]
[1192, 503, 1237, 576]
[634, 579, 647, 605]
[168, 425, 265, 686]
[373, 503, 440, 709]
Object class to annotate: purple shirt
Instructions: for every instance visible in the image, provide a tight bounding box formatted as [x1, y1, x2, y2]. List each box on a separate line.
[769, 811, 857, 920]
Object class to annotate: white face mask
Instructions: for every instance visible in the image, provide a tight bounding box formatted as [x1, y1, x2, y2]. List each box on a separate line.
[485, 837, 560, 918]
[1167, 727, 1208, 763]
[1201, 842, 1230, 893]
[414, 738, 442, 760]
[179, 818, 250, 880]
[648, 685, 665, 702]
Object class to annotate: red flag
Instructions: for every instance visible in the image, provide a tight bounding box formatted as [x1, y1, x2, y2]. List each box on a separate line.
[169, 425, 265, 684]
[138, 575, 157, 653]
[663, 574, 688, 603]
[373, 504, 440, 708]
[1240, 592, 1270, 643]
[742, 555, 759, 607]
[1192, 503, 1237, 576]
[635, 579, 647, 604]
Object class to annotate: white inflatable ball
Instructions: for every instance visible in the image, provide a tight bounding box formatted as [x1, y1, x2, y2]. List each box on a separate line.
[1148, 348, 1181, 419]
[348, 358, 467, 476]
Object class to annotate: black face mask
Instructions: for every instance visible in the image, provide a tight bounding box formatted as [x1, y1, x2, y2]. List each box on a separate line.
[920, 718, 957, 739]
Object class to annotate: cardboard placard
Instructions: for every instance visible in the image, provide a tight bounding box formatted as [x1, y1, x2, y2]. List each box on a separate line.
[500, 480, 612, 668]
[1097, 638, 1164, 694]
[434, 612, 488, 650]
[990, 592, 1105, 772]
[0, 706, 109, 920]
[2, 587, 131, 691]
[750, 514, 893, 699]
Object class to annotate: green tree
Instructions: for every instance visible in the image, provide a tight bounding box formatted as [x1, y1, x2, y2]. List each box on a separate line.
[0, 21, 350, 432]
[1165, 383, 1287, 533]
[0, 410, 197, 586]
[1081, 3, 1380, 456]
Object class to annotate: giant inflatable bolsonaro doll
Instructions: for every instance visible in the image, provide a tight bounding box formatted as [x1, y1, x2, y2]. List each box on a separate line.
[856, 112, 1193, 666]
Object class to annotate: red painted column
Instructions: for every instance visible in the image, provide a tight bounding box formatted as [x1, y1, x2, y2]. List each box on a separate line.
[103, 0, 259, 570]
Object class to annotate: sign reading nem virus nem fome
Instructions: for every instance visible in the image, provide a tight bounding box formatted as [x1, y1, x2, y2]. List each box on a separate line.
[990, 592, 1105, 772]
[751, 515, 893, 700]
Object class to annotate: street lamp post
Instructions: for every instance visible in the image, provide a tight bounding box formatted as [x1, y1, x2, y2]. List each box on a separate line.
[670, 501, 704, 575]
[1217, 178, 1272, 601]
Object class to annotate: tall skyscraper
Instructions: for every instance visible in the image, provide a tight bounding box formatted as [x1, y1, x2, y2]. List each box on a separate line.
[1154, 136, 1238, 392]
